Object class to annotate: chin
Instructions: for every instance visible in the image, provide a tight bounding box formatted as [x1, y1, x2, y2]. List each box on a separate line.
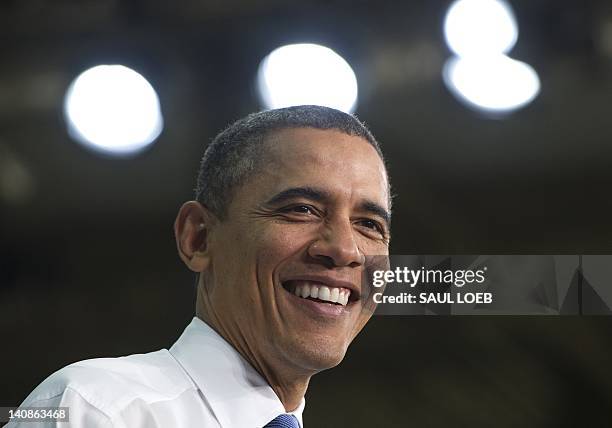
[286, 335, 350, 372]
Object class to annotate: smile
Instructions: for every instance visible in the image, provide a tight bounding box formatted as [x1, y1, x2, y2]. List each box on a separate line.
[283, 280, 353, 306]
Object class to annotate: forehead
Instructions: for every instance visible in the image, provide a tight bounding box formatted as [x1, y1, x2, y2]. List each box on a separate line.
[256, 127, 389, 207]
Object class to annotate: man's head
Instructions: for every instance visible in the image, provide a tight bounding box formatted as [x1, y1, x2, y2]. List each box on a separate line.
[194, 105, 389, 220]
[175, 105, 391, 377]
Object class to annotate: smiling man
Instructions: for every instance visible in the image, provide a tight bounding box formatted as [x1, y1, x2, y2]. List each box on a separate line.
[8, 106, 391, 428]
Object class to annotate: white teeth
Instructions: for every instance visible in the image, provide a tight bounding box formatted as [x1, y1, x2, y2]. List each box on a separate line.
[318, 286, 331, 301]
[330, 287, 339, 303]
[310, 286, 319, 299]
[290, 281, 352, 306]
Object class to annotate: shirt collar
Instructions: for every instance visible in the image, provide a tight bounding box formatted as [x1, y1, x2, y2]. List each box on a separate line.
[169, 317, 305, 428]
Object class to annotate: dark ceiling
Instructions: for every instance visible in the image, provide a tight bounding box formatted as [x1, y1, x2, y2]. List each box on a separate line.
[2, 0, 612, 251]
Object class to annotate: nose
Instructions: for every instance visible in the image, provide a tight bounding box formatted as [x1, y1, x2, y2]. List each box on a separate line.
[307, 218, 365, 268]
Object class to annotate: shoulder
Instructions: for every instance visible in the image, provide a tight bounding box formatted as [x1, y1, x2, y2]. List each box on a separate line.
[21, 349, 197, 419]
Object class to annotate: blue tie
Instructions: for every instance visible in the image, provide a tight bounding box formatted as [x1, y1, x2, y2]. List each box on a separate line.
[264, 414, 300, 428]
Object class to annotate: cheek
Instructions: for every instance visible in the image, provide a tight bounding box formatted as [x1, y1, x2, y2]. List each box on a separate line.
[355, 229, 390, 254]
[215, 222, 314, 288]
[361, 241, 389, 257]
[255, 223, 315, 269]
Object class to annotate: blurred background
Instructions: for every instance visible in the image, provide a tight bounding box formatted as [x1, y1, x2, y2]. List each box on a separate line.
[2, 0, 612, 426]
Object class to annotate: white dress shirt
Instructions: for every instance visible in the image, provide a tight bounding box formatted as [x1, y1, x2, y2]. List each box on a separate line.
[6, 317, 305, 428]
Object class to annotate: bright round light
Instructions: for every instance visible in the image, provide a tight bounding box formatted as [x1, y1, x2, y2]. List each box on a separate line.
[444, 0, 518, 57]
[257, 43, 358, 113]
[64, 65, 163, 155]
[443, 55, 540, 113]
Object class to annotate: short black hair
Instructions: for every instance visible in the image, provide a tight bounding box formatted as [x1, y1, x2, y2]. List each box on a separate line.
[195, 105, 389, 220]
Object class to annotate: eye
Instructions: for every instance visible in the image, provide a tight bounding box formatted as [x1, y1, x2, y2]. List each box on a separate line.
[283, 204, 316, 215]
[293, 205, 312, 214]
[357, 219, 385, 234]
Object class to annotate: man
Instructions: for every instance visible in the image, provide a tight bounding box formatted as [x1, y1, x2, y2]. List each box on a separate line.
[8, 105, 391, 427]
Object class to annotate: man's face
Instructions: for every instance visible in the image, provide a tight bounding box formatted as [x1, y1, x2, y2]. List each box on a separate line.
[204, 127, 390, 372]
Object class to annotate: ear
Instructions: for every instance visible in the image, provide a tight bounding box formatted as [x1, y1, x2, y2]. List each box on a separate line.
[174, 201, 217, 273]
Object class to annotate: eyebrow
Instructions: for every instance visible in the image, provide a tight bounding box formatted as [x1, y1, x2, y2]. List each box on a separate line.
[360, 200, 392, 229]
[264, 186, 330, 206]
[264, 186, 391, 229]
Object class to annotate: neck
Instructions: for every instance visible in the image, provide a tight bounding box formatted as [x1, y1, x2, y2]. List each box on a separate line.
[259, 367, 309, 412]
[196, 295, 311, 412]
